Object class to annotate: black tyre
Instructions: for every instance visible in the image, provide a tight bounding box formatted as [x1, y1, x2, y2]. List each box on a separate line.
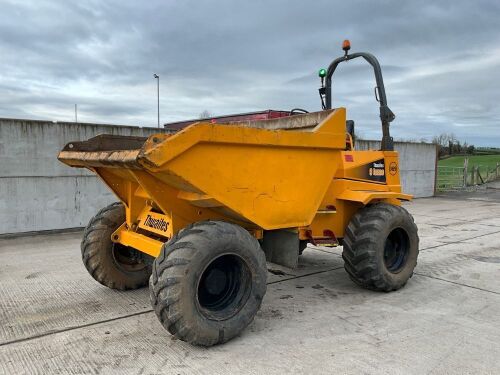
[150, 221, 267, 346]
[81, 202, 151, 290]
[342, 203, 419, 292]
[298, 240, 308, 255]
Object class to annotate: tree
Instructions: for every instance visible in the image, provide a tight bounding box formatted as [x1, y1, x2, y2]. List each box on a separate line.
[431, 132, 477, 158]
[432, 133, 459, 157]
[432, 133, 457, 148]
[199, 110, 212, 119]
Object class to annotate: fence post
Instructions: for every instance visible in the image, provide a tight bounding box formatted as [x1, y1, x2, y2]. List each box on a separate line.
[463, 158, 468, 187]
[477, 166, 485, 185]
[497, 162, 499, 179]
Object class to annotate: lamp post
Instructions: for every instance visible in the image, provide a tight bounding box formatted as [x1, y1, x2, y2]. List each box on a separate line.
[153, 73, 160, 128]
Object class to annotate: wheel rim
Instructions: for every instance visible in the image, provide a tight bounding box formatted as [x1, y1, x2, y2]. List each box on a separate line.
[197, 253, 252, 321]
[111, 244, 147, 273]
[383, 227, 410, 273]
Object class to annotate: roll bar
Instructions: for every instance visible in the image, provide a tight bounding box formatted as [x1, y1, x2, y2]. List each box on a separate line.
[323, 50, 395, 151]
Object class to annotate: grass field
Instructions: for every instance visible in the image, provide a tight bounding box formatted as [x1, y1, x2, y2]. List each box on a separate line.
[439, 154, 500, 170]
[437, 155, 500, 190]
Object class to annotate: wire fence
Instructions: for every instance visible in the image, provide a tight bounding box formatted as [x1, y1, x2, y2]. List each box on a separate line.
[437, 160, 500, 191]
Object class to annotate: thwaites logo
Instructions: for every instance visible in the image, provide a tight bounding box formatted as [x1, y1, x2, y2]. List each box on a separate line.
[369, 161, 385, 177]
[144, 215, 169, 232]
[367, 159, 386, 182]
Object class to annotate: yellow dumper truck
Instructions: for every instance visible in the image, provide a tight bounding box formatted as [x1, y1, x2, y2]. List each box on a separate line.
[59, 41, 419, 346]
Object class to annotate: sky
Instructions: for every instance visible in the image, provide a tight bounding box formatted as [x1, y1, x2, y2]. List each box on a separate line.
[0, 0, 499, 146]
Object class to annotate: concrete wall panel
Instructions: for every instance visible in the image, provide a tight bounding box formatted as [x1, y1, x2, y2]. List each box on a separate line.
[0, 119, 161, 234]
[0, 176, 116, 234]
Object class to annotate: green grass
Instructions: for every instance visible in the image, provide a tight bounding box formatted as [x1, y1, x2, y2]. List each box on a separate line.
[437, 154, 500, 189]
[439, 154, 500, 170]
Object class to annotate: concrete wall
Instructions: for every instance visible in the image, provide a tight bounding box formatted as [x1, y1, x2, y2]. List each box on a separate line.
[356, 140, 437, 198]
[0, 118, 163, 235]
[0, 119, 437, 235]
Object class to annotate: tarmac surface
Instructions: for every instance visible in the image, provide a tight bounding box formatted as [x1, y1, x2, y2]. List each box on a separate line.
[1, 187, 499, 374]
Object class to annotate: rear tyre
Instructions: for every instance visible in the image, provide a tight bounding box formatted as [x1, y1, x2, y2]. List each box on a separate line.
[150, 221, 267, 346]
[342, 203, 419, 292]
[81, 202, 151, 290]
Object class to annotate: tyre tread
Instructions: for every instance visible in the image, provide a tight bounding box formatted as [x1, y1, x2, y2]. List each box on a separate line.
[342, 203, 419, 292]
[150, 220, 266, 346]
[81, 202, 150, 290]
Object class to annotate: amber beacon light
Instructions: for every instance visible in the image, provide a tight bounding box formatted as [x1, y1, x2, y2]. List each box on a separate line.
[342, 39, 351, 53]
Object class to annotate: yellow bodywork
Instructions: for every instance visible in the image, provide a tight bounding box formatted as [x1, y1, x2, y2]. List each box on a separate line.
[58, 108, 411, 258]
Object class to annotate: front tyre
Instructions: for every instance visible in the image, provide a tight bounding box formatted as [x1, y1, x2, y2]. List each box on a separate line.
[150, 221, 267, 346]
[81, 202, 151, 290]
[342, 203, 419, 292]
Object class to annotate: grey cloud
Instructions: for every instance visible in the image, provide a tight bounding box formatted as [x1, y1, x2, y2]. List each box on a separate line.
[0, 0, 499, 145]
